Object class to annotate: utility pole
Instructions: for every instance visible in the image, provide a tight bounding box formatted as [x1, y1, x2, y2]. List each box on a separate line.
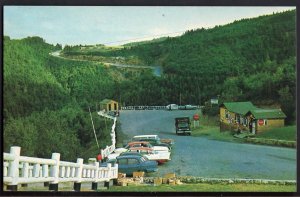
[180, 92, 182, 106]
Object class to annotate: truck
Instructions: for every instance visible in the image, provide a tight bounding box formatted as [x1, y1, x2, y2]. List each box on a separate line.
[175, 117, 191, 135]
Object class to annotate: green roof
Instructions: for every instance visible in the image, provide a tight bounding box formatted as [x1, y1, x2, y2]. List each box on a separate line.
[100, 99, 116, 104]
[221, 102, 258, 115]
[246, 109, 286, 119]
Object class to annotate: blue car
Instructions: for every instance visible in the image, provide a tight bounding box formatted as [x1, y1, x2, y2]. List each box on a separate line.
[101, 155, 158, 176]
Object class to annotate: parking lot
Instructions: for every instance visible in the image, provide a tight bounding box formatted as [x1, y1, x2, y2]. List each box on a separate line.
[119, 110, 296, 180]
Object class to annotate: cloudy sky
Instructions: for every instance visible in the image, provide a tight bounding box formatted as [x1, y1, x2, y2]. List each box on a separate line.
[4, 6, 295, 46]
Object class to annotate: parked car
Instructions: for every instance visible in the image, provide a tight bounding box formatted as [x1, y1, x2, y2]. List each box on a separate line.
[128, 147, 171, 164]
[101, 155, 158, 176]
[107, 141, 170, 160]
[166, 104, 179, 110]
[184, 105, 197, 110]
[119, 152, 148, 159]
[133, 135, 174, 147]
[175, 117, 191, 135]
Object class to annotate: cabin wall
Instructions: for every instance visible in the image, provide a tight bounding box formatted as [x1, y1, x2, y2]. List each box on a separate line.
[256, 119, 285, 133]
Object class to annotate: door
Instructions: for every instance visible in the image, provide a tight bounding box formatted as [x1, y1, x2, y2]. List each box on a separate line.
[127, 158, 141, 174]
[251, 120, 256, 134]
[108, 104, 111, 111]
[114, 103, 117, 111]
[117, 158, 128, 174]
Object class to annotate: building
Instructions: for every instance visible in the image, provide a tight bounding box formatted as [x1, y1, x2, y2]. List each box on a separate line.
[219, 101, 286, 134]
[100, 99, 119, 112]
[245, 109, 286, 133]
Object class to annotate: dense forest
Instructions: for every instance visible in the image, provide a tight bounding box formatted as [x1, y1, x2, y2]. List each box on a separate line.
[3, 10, 296, 161]
[3, 36, 124, 161]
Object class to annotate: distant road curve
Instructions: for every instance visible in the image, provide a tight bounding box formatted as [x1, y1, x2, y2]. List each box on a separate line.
[49, 50, 154, 69]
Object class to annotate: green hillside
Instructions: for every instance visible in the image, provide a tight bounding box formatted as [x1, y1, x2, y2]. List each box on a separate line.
[63, 10, 296, 122]
[3, 36, 123, 161]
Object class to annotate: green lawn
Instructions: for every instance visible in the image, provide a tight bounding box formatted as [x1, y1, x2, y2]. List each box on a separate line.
[255, 126, 296, 141]
[107, 183, 296, 192]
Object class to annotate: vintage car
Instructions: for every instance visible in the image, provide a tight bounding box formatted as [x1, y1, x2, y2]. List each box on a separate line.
[166, 104, 179, 110]
[128, 147, 171, 164]
[107, 141, 170, 160]
[101, 154, 158, 176]
[132, 135, 174, 150]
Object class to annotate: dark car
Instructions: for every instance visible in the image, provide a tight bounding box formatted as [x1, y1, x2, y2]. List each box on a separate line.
[175, 117, 191, 135]
[101, 155, 157, 176]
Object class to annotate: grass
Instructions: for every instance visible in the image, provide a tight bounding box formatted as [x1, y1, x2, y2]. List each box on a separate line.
[107, 183, 296, 192]
[191, 125, 240, 143]
[255, 126, 296, 141]
[191, 115, 242, 143]
[10, 182, 296, 192]
[191, 116, 296, 148]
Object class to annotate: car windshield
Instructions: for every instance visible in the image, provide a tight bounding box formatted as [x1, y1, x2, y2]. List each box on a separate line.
[178, 122, 189, 127]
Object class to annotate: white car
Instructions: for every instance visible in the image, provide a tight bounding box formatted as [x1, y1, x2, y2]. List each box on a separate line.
[128, 147, 171, 164]
[166, 104, 179, 110]
[107, 141, 170, 160]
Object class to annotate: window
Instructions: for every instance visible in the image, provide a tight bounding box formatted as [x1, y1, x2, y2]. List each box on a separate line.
[225, 110, 229, 119]
[128, 158, 139, 165]
[117, 159, 127, 165]
[236, 114, 240, 123]
[244, 118, 248, 126]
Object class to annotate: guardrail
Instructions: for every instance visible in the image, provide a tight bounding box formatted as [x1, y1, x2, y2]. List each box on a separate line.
[121, 106, 167, 110]
[97, 111, 117, 159]
[3, 146, 118, 191]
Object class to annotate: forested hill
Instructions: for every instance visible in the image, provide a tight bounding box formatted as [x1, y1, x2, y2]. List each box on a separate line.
[3, 36, 123, 161]
[104, 9, 296, 122]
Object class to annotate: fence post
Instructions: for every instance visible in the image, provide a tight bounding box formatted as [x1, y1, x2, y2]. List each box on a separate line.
[21, 162, 29, 188]
[7, 146, 21, 191]
[91, 162, 99, 191]
[104, 163, 112, 189]
[49, 153, 60, 191]
[74, 158, 83, 192]
[43, 164, 49, 187]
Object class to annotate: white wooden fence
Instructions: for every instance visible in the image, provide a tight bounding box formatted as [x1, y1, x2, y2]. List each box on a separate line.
[97, 110, 117, 159]
[3, 146, 118, 191]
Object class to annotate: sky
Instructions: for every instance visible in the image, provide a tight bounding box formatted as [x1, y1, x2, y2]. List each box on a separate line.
[3, 6, 295, 46]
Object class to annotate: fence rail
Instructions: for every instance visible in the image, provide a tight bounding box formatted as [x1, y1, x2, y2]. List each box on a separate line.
[121, 106, 167, 110]
[97, 111, 117, 159]
[3, 146, 118, 191]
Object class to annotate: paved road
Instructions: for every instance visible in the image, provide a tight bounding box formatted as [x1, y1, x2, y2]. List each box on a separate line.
[119, 110, 296, 180]
[50, 51, 161, 76]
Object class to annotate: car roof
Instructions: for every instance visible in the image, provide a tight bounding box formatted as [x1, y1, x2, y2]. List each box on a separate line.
[133, 135, 158, 138]
[127, 141, 150, 145]
[120, 152, 143, 156]
[129, 147, 153, 151]
[116, 154, 142, 159]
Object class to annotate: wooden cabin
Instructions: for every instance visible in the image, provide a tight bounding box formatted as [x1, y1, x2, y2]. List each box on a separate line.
[245, 109, 286, 133]
[219, 102, 257, 132]
[100, 99, 119, 112]
[219, 101, 286, 134]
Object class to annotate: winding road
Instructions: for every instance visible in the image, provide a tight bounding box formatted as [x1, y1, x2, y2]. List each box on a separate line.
[50, 51, 162, 76]
[119, 110, 296, 180]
